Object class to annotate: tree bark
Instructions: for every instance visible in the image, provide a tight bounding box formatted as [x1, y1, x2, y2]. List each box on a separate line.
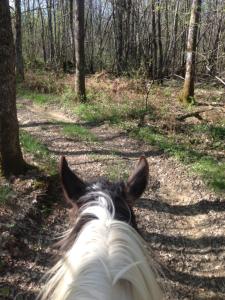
[113, 0, 124, 75]
[37, 0, 47, 64]
[157, 0, 163, 83]
[180, 0, 201, 103]
[0, 0, 28, 176]
[75, 0, 86, 101]
[172, 0, 179, 74]
[208, 15, 223, 76]
[151, 0, 157, 81]
[47, 0, 55, 65]
[70, 0, 76, 66]
[15, 0, 25, 81]
[88, 0, 94, 73]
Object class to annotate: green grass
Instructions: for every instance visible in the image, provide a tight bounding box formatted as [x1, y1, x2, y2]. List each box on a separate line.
[62, 124, 98, 142]
[17, 83, 156, 125]
[163, 87, 172, 97]
[130, 126, 225, 192]
[182, 124, 225, 152]
[191, 124, 225, 143]
[192, 158, 225, 191]
[74, 101, 154, 125]
[0, 185, 14, 205]
[16, 102, 25, 109]
[17, 86, 56, 105]
[20, 131, 57, 175]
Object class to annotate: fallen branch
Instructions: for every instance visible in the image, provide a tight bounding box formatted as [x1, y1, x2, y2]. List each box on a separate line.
[173, 74, 185, 80]
[176, 108, 213, 121]
[206, 66, 225, 87]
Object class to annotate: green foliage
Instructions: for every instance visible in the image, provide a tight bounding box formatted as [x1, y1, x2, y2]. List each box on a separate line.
[131, 126, 225, 192]
[62, 124, 98, 142]
[17, 87, 56, 105]
[179, 91, 196, 105]
[194, 124, 225, 140]
[16, 102, 25, 109]
[20, 131, 57, 175]
[0, 286, 10, 297]
[163, 87, 172, 97]
[189, 124, 225, 150]
[188, 96, 196, 105]
[192, 158, 225, 191]
[74, 102, 111, 123]
[0, 185, 14, 205]
[74, 101, 154, 125]
[60, 87, 78, 104]
[17, 77, 156, 125]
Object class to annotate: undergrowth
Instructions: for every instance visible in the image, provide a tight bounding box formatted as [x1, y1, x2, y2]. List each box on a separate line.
[74, 101, 154, 125]
[190, 124, 225, 149]
[20, 131, 57, 175]
[62, 124, 98, 142]
[0, 185, 14, 205]
[17, 87, 56, 105]
[17, 71, 225, 192]
[130, 126, 225, 192]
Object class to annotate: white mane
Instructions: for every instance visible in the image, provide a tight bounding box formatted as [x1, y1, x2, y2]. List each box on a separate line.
[39, 191, 163, 300]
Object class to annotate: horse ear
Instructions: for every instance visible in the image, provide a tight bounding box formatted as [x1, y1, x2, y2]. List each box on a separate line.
[126, 156, 149, 202]
[59, 156, 86, 207]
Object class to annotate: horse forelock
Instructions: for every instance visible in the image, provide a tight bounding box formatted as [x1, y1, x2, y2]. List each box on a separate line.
[58, 180, 137, 252]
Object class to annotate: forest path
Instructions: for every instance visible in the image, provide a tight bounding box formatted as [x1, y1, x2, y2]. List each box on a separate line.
[15, 98, 225, 299]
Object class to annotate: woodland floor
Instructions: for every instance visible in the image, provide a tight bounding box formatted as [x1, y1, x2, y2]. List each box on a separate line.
[0, 81, 225, 299]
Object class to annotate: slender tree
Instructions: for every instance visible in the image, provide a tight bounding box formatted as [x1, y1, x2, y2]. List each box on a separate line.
[0, 0, 28, 176]
[157, 0, 163, 83]
[37, 0, 47, 64]
[151, 0, 157, 81]
[15, 0, 24, 81]
[75, 0, 86, 101]
[47, 0, 55, 65]
[113, 0, 124, 74]
[70, 0, 76, 66]
[180, 0, 202, 103]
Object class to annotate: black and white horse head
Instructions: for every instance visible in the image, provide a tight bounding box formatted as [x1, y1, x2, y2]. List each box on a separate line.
[39, 156, 163, 300]
[60, 155, 149, 228]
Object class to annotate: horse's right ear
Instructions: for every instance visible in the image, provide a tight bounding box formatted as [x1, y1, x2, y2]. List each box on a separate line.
[59, 156, 86, 207]
[126, 156, 149, 203]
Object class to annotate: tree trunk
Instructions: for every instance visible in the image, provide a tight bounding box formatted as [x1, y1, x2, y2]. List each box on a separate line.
[37, 0, 47, 64]
[0, 0, 28, 176]
[113, 0, 124, 75]
[180, 0, 201, 103]
[47, 0, 55, 65]
[89, 0, 94, 73]
[75, 0, 86, 101]
[157, 0, 163, 83]
[172, 0, 179, 74]
[15, 0, 25, 81]
[208, 15, 223, 76]
[151, 0, 157, 81]
[70, 0, 76, 66]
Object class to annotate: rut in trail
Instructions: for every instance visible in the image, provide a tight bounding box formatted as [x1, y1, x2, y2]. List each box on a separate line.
[16, 99, 225, 300]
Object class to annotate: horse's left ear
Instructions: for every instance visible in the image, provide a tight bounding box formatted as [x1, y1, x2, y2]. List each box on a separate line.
[60, 156, 86, 207]
[126, 156, 149, 202]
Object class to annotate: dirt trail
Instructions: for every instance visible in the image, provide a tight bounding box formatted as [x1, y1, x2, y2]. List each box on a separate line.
[5, 98, 225, 299]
